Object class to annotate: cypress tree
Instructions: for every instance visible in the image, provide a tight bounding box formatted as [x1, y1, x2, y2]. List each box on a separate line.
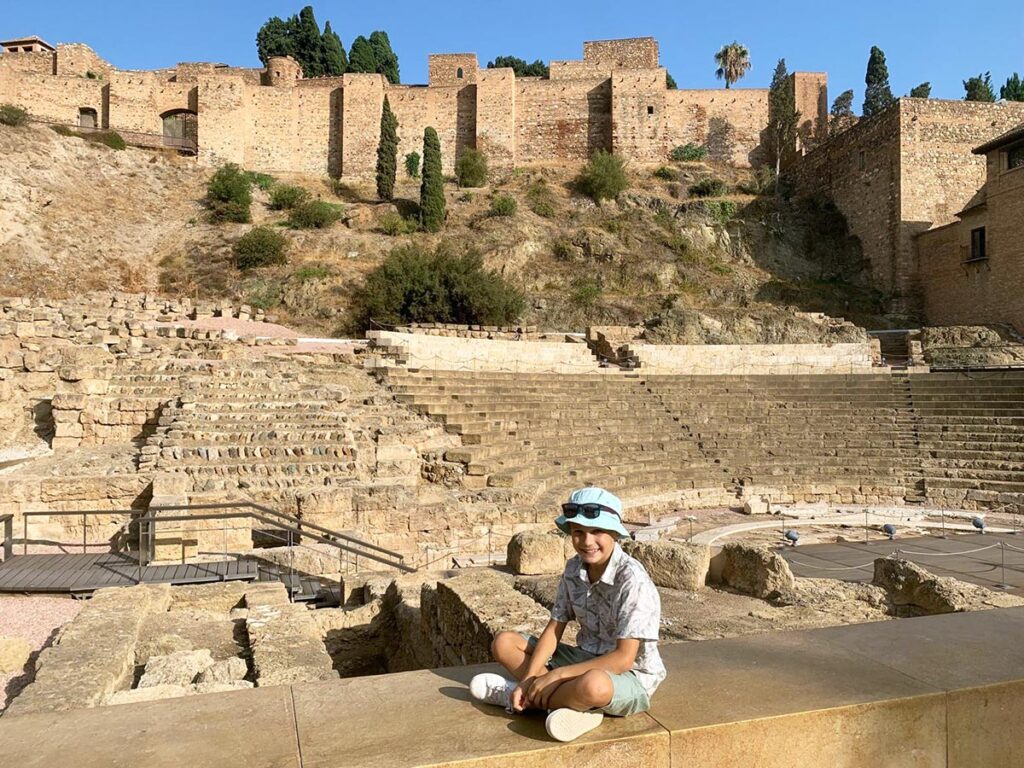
[909, 82, 931, 98]
[369, 31, 401, 84]
[256, 17, 295, 65]
[1002, 73, 1024, 101]
[863, 46, 895, 117]
[963, 72, 996, 102]
[347, 36, 377, 74]
[768, 59, 800, 177]
[294, 6, 325, 77]
[829, 89, 855, 135]
[322, 21, 347, 76]
[376, 97, 399, 201]
[419, 127, 445, 232]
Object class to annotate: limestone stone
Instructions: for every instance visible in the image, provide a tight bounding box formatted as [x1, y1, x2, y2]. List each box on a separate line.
[193, 680, 255, 695]
[871, 557, 1024, 616]
[719, 543, 796, 600]
[622, 540, 710, 592]
[138, 649, 215, 689]
[246, 603, 336, 687]
[105, 684, 191, 706]
[742, 497, 770, 515]
[0, 635, 32, 674]
[197, 657, 249, 685]
[506, 531, 568, 575]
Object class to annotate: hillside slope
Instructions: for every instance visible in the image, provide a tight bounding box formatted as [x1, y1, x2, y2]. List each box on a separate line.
[0, 123, 899, 333]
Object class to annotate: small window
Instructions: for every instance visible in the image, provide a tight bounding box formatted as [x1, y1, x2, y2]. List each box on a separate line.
[647, 105, 654, 115]
[1008, 145, 1024, 171]
[78, 107, 97, 129]
[969, 227, 986, 262]
[456, 67, 464, 79]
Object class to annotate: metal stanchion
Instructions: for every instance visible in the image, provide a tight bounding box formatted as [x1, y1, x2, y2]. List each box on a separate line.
[998, 541, 1009, 590]
[940, 508, 947, 539]
[864, 509, 869, 544]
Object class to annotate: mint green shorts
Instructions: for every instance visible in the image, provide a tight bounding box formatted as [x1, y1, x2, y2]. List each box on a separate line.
[522, 634, 651, 717]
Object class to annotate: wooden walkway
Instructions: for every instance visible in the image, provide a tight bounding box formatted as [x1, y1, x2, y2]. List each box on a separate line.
[0, 552, 258, 594]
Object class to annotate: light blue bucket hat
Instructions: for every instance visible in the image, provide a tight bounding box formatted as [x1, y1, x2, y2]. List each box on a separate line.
[555, 487, 630, 538]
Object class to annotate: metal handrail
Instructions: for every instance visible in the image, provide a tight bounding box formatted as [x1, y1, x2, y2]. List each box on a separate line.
[20, 508, 139, 555]
[135, 510, 414, 573]
[28, 117, 198, 154]
[1, 515, 12, 562]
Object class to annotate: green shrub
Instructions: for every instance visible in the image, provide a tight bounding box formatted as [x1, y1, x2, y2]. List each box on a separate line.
[51, 125, 75, 137]
[292, 264, 331, 281]
[245, 278, 283, 310]
[455, 148, 488, 187]
[570, 277, 602, 308]
[244, 171, 276, 191]
[737, 167, 777, 196]
[92, 130, 126, 150]
[378, 211, 417, 235]
[350, 243, 524, 329]
[653, 166, 676, 181]
[689, 177, 728, 198]
[552, 238, 575, 261]
[670, 143, 707, 162]
[576, 150, 629, 202]
[404, 151, 421, 178]
[207, 163, 253, 223]
[269, 184, 310, 210]
[328, 177, 354, 198]
[288, 200, 344, 229]
[488, 195, 518, 217]
[233, 226, 289, 270]
[708, 200, 737, 224]
[526, 179, 556, 218]
[458, 192, 474, 203]
[0, 104, 28, 127]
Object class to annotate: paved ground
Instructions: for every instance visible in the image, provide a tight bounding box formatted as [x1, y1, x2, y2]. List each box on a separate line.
[782, 533, 1024, 595]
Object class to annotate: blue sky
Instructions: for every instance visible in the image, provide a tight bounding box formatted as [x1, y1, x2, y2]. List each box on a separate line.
[4, 1, 1023, 106]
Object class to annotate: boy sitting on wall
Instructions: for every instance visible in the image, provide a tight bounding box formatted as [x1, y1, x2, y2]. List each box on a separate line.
[469, 487, 665, 742]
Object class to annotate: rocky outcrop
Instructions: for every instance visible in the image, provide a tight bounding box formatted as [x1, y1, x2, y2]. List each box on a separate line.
[872, 557, 1024, 616]
[622, 539, 710, 592]
[719, 543, 796, 600]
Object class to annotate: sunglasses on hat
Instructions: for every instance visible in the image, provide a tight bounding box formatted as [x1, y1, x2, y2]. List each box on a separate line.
[561, 502, 621, 520]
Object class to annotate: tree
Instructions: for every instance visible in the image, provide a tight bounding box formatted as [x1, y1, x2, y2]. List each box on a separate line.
[256, 16, 295, 64]
[322, 21, 347, 76]
[666, 72, 677, 90]
[419, 127, 445, 232]
[768, 59, 800, 177]
[863, 46, 895, 117]
[829, 89, 855, 135]
[714, 41, 752, 89]
[294, 6, 325, 77]
[347, 35, 377, 74]
[486, 56, 549, 78]
[1002, 73, 1024, 101]
[376, 97, 399, 201]
[963, 72, 996, 102]
[909, 82, 931, 98]
[369, 31, 400, 83]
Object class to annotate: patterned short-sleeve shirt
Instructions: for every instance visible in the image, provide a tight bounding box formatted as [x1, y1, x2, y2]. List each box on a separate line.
[551, 542, 666, 697]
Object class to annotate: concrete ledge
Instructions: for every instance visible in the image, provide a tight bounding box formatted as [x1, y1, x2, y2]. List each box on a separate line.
[3, 608, 1024, 766]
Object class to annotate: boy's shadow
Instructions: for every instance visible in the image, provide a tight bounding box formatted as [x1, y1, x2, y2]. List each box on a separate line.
[436, 675, 556, 742]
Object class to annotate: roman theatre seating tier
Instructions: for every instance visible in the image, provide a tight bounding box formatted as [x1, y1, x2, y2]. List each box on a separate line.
[383, 369, 1024, 514]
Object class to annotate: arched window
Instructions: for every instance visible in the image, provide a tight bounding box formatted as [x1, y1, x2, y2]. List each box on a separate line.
[160, 109, 198, 152]
[78, 107, 97, 130]
[456, 67, 464, 79]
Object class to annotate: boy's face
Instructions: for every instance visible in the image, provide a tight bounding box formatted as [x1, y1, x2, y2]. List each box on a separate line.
[568, 523, 617, 566]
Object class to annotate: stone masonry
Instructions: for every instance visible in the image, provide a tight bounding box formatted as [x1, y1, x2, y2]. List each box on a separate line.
[0, 36, 828, 176]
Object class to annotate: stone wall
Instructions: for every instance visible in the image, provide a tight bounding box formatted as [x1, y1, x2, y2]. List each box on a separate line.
[55, 43, 114, 79]
[624, 342, 876, 374]
[515, 77, 611, 163]
[665, 89, 768, 167]
[790, 98, 1024, 308]
[583, 38, 659, 69]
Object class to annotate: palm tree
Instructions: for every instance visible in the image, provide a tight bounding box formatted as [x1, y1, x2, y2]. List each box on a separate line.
[714, 42, 752, 89]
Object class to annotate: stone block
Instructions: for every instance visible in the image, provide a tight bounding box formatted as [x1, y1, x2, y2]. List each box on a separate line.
[871, 557, 1024, 615]
[105, 684, 192, 706]
[506, 531, 568, 575]
[719, 543, 795, 599]
[194, 680, 255, 695]
[741, 496, 770, 515]
[138, 649, 216, 688]
[0, 635, 32, 674]
[197, 658, 249, 685]
[622, 539, 710, 591]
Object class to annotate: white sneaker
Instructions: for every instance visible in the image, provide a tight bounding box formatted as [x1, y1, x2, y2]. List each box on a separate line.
[469, 673, 516, 709]
[545, 708, 604, 742]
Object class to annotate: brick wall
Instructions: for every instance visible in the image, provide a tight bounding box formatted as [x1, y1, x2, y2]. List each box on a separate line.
[516, 78, 611, 163]
[611, 69, 667, 163]
[583, 38, 659, 69]
[475, 68, 516, 169]
[55, 44, 113, 79]
[665, 89, 768, 167]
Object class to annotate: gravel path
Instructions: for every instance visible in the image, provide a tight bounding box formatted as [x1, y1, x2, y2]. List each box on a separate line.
[0, 595, 82, 713]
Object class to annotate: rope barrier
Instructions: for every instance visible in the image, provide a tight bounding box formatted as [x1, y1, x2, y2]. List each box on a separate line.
[894, 543, 1002, 557]
[784, 558, 877, 572]
[1000, 542, 1024, 555]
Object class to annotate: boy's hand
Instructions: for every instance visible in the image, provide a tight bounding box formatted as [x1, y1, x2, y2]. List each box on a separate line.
[509, 679, 532, 712]
[526, 669, 565, 709]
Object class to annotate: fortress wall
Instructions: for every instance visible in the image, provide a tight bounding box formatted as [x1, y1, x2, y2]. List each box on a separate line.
[196, 75, 248, 166]
[611, 69, 667, 163]
[549, 60, 611, 81]
[0, 71, 105, 124]
[341, 73, 384, 178]
[584, 37, 659, 69]
[665, 89, 768, 167]
[107, 71, 193, 133]
[296, 81, 342, 177]
[243, 83, 298, 172]
[240, 78, 339, 175]
[792, 72, 828, 151]
[388, 86, 435, 177]
[475, 68, 516, 169]
[515, 77, 611, 164]
[55, 44, 113, 78]
[0, 50, 54, 75]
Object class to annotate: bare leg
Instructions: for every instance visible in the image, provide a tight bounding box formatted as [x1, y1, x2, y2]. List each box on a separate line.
[491, 631, 536, 681]
[546, 669, 613, 711]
